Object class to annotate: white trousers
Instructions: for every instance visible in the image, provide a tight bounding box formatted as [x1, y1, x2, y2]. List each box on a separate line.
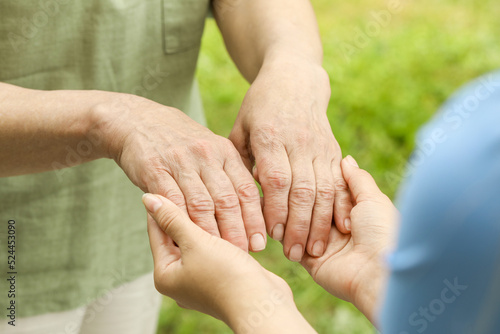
[1, 272, 162, 334]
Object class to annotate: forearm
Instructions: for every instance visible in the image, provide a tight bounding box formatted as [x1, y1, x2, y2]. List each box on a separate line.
[0, 82, 117, 177]
[213, 0, 324, 82]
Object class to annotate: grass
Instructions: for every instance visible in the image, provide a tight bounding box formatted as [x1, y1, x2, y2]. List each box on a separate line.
[157, 0, 500, 333]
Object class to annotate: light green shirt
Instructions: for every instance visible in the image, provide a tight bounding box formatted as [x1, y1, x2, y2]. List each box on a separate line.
[0, 0, 209, 317]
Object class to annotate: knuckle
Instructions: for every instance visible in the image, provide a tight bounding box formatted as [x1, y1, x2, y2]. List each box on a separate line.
[326, 138, 341, 155]
[315, 183, 335, 201]
[288, 220, 311, 234]
[221, 225, 247, 242]
[154, 186, 185, 206]
[333, 140, 342, 154]
[295, 130, 312, 145]
[165, 149, 184, 166]
[187, 195, 215, 214]
[224, 142, 244, 161]
[289, 183, 316, 203]
[213, 193, 240, 211]
[196, 222, 219, 237]
[264, 204, 288, 221]
[252, 126, 277, 144]
[192, 140, 214, 158]
[335, 195, 352, 209]
[263, 170, 291, 190]
[220, 136, 237, 151]
[252, 127, 284, 151]
[334, 177, 349, 192]
[142, 153, 162, 167]
[313, 215, 333, 229]
[236, 182, 259, 201]
[139, 156, 168, 181]
[166, 193, 185, 207]
[138, 172, 153, 191]
[315, 142, 331, 155]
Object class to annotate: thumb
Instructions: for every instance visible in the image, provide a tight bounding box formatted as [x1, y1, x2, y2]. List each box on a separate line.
[142, 193, 201, 248]
[341, 156, 383, 202]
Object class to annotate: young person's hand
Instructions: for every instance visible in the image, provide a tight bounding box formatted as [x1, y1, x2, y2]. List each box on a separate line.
[142, 194, 316, 334]
[301, 156, 399, 324]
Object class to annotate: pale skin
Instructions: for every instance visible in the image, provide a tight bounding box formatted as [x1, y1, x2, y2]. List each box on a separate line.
[0, 86, 264, 252]
[143, 156, 399, 331]
[0, 0, 350, 257]
[215, 0, 352, 260]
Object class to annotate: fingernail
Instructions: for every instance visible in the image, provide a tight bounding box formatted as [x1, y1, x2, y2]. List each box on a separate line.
[344, 217, 352, 231]
[142, 193, 162, 213]
[289, 244, 303, 262]
[250, 233, 266, 252]
[312, 240, 325, 257]
[345, 155, 358, 167]
[272, 224, 285, 241]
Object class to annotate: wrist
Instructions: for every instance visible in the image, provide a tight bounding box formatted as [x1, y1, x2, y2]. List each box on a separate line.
[262, 50, 329, 84]
[88, 92, 150, 161]
[262, 40, 323, 68]
[350, 259, 388, 326]
[264, 54, 329, 82]
[221, 280, 286, 322]
[37, 88, 127, 162]
[255, 55, 331, 110]
[218, 276, 315, 334]
[226, 293, 310, 334]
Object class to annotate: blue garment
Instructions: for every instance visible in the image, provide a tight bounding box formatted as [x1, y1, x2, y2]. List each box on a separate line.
[380, 71, 500, 334]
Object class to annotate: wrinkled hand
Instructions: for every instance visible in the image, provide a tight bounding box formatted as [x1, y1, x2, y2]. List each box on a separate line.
[142, 194, 300, 332]
[230, 61, 352, 261]
[95, 95, 266, 252]
[301, 156, 398, 323]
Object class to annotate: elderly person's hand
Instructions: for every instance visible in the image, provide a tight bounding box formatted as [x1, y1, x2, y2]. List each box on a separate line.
[301, 156, 398, 324]
[142, 193, 315, 334]
[230, 60, 352, 261]
[94, 95, 266, 252]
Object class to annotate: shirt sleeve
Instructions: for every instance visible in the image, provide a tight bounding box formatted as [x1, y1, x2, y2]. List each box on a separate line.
[379, 71, 500, 334]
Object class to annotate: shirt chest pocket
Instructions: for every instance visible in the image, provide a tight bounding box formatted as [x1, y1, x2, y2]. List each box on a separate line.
[162, 0, 210, 54]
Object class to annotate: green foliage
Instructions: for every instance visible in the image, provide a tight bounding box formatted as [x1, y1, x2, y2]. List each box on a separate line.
[158, 0, 500, 332]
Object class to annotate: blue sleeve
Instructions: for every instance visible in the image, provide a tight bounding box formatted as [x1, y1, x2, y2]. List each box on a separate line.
[379, 71, 500, 334]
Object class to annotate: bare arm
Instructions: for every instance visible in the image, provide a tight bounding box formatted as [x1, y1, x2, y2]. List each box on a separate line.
[0, 83, 110, 177]
[213, 0, 323, 82]
[0, 82, 266, 251]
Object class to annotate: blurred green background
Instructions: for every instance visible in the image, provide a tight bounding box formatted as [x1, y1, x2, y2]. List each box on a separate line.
[157, 0, 500, 333]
